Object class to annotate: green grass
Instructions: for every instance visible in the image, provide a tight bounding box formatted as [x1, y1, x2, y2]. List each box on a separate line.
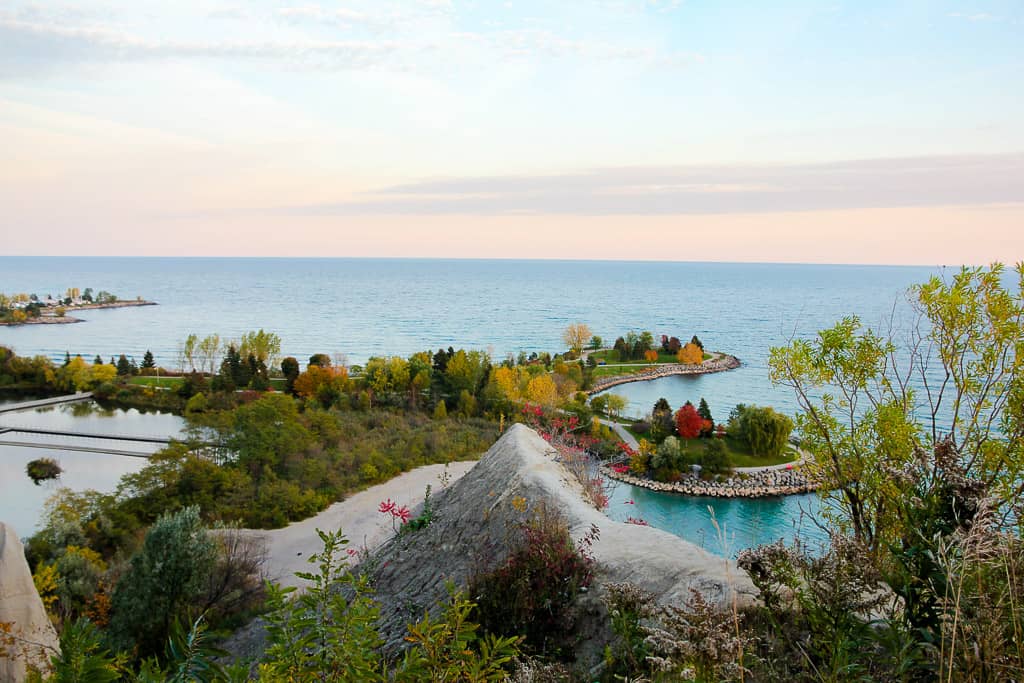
[612, 426, 798, 468]
[129, 376, 183, 388]
[129, 376, 287, 390]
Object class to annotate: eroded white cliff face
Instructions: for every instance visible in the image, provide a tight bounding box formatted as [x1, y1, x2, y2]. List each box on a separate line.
[0, 522, 59, 682]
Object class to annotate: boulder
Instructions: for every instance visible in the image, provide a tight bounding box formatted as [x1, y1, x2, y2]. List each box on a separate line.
[0, 522, 59, 682]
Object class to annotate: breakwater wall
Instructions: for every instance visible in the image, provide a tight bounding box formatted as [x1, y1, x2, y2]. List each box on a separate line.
[588, 354, 741, 394]
[602, 464, 817, 498]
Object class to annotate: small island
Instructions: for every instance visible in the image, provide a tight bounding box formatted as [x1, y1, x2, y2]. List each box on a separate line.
[0, 287, 156, 326]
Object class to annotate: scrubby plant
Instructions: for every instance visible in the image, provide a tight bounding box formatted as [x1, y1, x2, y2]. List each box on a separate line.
[26, 458, 62, 485]
[470, 504, 598, 659]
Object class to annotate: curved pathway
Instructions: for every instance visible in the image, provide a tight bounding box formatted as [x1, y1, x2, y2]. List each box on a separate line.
[235, 461, 478, 589]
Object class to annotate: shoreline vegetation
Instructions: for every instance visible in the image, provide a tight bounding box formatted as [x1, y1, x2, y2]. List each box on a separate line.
[2, 264, 1023, 681]
[0, 287, 156, 326]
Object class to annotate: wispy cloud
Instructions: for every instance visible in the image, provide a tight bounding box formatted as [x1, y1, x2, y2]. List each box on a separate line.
[0, 16, 412, 73]
[275, 154, 1024, 216]
[947, 11, 999, 22]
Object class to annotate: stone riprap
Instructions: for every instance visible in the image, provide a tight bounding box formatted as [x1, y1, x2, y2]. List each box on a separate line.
[588, 354, 741, 394]
[602, 464, 817, 497]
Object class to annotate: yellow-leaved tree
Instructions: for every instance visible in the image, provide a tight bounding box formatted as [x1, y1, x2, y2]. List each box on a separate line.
[677, 342, 703, 365]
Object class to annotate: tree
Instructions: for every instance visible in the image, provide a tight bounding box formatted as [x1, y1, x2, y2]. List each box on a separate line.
[769, 264, 1024, 552]
[239, 329, 281, 370]
[697, 398, 714, 437]
[308, 353, 331, 368]
[644, 349, 659, 363]
[93, 355, 103, 365]
[604, 394, 627, 420]
[526, 374, 559, 407]
[141, 350, 155, 369]
[675, 402, 703, 439]
[179, 333, 198, 372]
[728, 404, 792, 457]
[668, 336, 682, 353]
[196, 334, 222, 375]
[116, 354, 133, 376]
[281, 357, 300, 394]
[690, 335, 704, 350]
[589, 335, 603, 350]
[677, 342, 703, 365]
[562, 323, 592, 356]
[108, 506, 217, 657]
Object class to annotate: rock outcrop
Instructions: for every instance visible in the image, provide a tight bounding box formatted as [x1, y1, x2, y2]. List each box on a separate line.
[0, 522, 59, 682]
[365, 424, 756, 663]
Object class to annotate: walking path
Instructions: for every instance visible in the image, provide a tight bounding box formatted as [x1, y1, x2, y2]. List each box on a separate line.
[235, 461, 478, 589]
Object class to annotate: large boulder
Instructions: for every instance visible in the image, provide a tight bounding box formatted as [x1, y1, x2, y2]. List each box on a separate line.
[0, 522, 59, 682]
[365, 424, 756, 663]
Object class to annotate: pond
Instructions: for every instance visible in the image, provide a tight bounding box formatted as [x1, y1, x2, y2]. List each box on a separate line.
[0, 400, 185, 537]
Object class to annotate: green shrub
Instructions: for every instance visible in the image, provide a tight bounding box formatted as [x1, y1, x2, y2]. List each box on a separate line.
[470, 504, 597, 659]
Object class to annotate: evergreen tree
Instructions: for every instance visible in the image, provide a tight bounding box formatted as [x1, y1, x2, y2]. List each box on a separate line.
[63, 351, 70, 367]
[109, 356, 116, 366]
[116, 354, 133, 377]
[691, 335, 704, 351]
[698, 397, 713, 423]
[281, 356, 300, 394]
[93, 355, 103, 365]
[141, 350, 156, 369]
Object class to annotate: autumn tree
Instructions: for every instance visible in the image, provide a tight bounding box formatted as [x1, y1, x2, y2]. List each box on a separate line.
[675, 401, 703, 439]
[526, 374, 559, 407]
[562, 323, 593, 357]
[644, 349, 659, 363]
[677, 342, 703, 365]
[239, 329, 282, 370]
[770, 263, 1024, 552]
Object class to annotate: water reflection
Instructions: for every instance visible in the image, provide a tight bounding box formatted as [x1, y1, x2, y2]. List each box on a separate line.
[0, 401, 185, 537]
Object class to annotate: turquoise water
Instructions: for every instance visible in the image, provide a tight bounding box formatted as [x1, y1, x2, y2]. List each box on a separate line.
[605, 479, 829, 556]
[0, 257, 939, 548]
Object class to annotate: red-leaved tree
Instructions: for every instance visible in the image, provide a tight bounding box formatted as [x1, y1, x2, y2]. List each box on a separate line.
[675, 402, 703, 439]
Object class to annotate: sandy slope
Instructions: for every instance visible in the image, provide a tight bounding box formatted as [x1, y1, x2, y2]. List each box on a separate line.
[239, 461, 477, 588]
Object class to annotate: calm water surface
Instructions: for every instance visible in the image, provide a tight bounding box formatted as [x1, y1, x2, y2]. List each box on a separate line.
[0, 401, 185, 536]
[0, 257, 939, 546]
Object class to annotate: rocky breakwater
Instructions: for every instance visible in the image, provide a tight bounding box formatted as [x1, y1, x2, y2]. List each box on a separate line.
[603, 464, 817, 498]
[0, 522, 60, 682]
[588, 354, 741, 394]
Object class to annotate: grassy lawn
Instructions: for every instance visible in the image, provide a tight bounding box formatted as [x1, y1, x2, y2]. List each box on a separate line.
[129, 376, 183, 388]
[614, 426, 798, 468]
[130, 375, 288, 391]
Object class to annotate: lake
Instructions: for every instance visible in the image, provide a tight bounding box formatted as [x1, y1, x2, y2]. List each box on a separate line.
[0, 257, 941, 546]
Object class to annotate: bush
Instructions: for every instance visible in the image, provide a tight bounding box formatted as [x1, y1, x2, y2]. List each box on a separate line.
[699, 439, 730, 474]
[108, 506, 217, 657]
[26, 457, 62, 485]
[470, 504, 598, 659]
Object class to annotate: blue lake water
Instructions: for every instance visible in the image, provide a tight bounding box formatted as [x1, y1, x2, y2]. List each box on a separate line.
[0, 257, 941, 546]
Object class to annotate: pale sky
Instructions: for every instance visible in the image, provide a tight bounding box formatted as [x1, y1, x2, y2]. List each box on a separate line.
[1, 0, 1022, 264]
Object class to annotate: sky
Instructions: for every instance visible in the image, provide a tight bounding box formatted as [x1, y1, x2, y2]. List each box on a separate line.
[1, 0, 1022, 264]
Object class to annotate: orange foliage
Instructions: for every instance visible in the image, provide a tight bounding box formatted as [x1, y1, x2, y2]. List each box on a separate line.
[293, 365, 349, 398]
[677, 342, 703, 365]
[644, 349, 659, 362]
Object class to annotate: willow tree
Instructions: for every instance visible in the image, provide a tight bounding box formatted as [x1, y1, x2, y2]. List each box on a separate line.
[769, 263, 1024, 553]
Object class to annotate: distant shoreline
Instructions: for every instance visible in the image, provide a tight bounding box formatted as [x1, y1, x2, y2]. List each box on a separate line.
[0, 300, 156, 326]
